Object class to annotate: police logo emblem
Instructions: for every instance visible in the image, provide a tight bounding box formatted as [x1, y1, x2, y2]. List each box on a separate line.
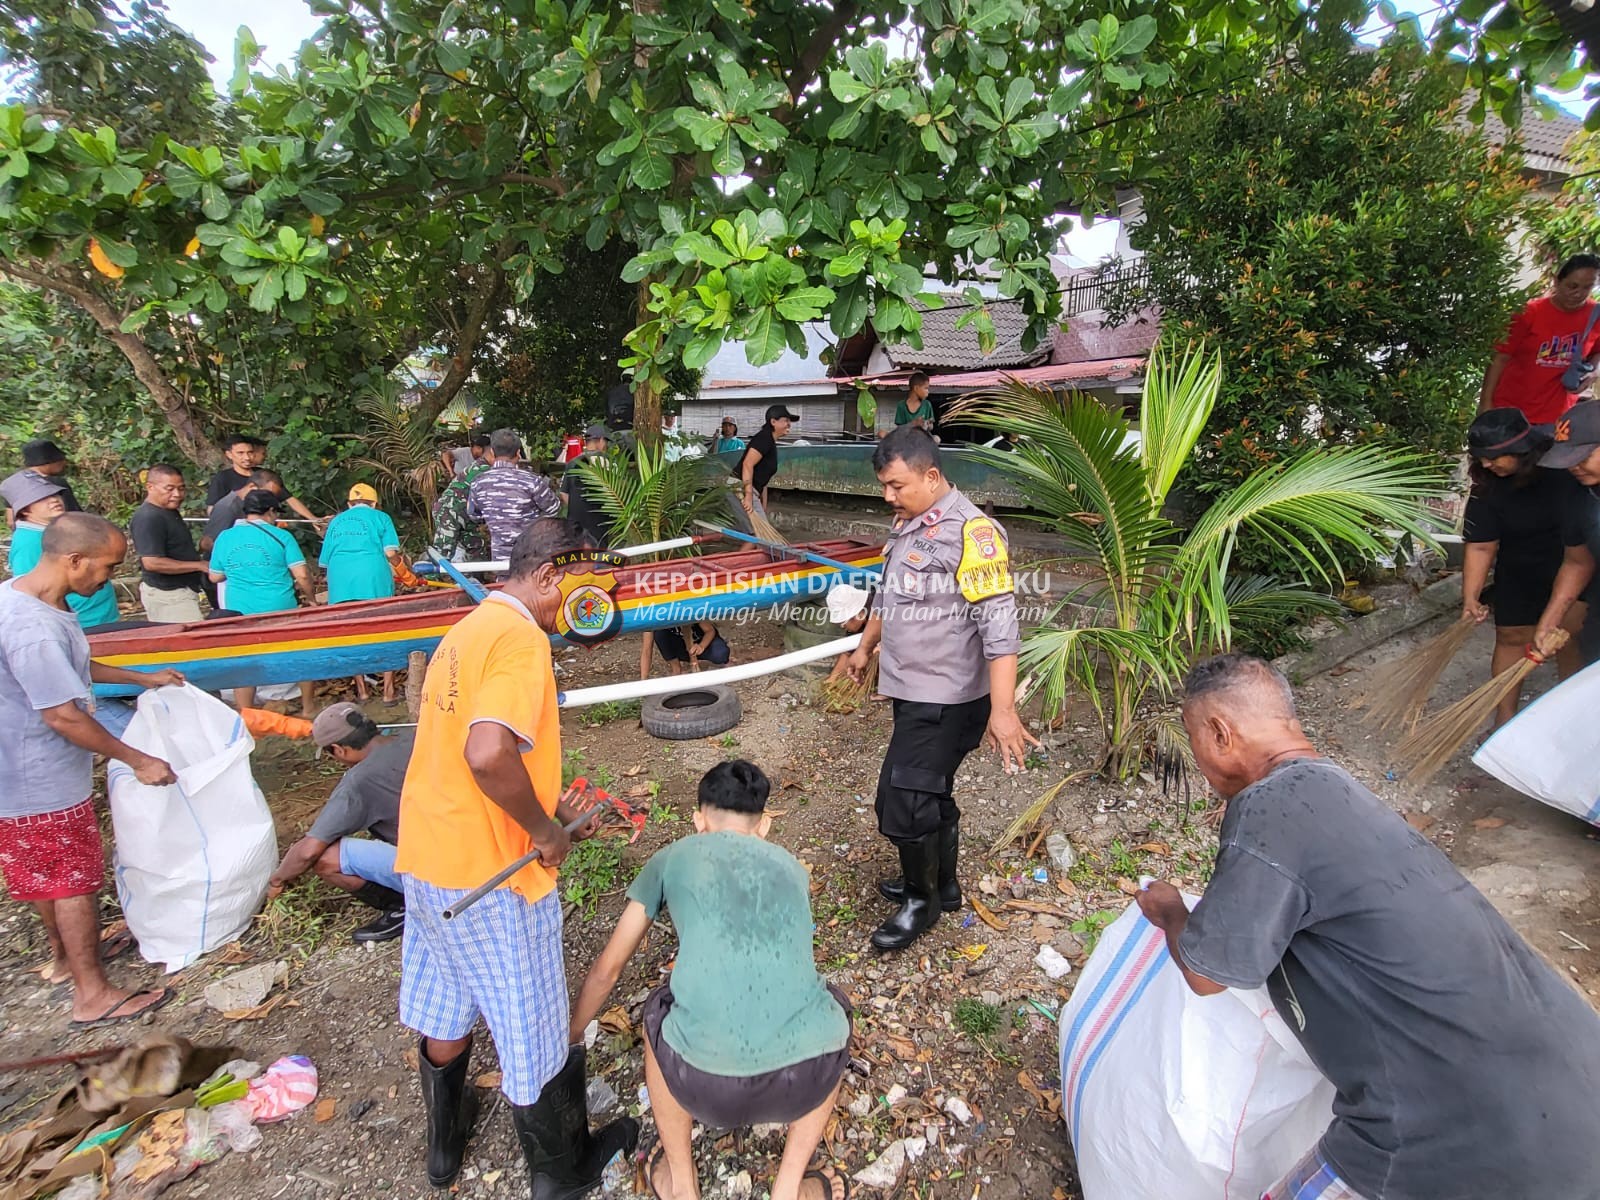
[553, 550, 625, 646]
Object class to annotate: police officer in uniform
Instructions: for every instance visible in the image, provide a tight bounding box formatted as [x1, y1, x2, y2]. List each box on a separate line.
[846, 426, 1038, 950]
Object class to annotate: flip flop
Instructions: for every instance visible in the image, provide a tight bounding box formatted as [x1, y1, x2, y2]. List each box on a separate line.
[71, 987, 173, 1029]
[644, 1140, 671, 1200]
[36, 929, 136, 988]
[802, 1162, 850, 1200]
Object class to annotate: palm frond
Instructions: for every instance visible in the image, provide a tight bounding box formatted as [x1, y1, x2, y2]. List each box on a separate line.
[944, 381, 1176, 618]
[1138, 340, 1223, 508]
[571, 444, 731, 549]
[351, 381, 446, 517]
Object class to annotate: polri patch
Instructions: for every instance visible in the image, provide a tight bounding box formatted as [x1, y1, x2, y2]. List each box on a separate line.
[956, 517, 1013, 602]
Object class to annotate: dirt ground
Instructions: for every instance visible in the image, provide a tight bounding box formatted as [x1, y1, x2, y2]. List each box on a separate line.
[1, 605, 1596, 1200]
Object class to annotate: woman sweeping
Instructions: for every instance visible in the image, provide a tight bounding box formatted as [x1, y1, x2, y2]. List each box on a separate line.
[1461, 409, 1589, 727]
[1479, 253, 1600, 425]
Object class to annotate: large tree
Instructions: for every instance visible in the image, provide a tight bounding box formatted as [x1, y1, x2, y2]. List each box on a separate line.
[0, 0, 1588, 463]
[1103, 36, 1526, 557]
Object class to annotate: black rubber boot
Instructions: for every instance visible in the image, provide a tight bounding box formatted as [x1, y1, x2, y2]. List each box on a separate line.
[351, 881, 405, 912]
[877, 820, 962, 912]
[418, 1038, 479, 1188]
[871, 831, 942, 951]
[512, 1045, 640, 1200]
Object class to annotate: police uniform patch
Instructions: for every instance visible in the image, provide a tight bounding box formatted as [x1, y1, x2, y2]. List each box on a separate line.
[956, 517, 1013, 602]
[911, 536, 941, 555]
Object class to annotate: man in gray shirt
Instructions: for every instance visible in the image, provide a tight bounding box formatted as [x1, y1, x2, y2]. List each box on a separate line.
[0, 514, 184, 1025]
[267, 702, 412, 943]
[1139, 653, 1600, 1200]
[844, 426, 1038, 950]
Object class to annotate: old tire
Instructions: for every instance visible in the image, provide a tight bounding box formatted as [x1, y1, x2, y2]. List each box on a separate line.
[640, 685, 743, 741]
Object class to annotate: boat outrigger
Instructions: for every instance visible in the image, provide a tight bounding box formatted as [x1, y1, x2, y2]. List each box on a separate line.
[89, 536, 883, 698]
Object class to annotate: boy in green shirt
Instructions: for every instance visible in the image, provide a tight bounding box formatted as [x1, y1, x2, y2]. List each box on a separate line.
[571, 760, 852, 1200]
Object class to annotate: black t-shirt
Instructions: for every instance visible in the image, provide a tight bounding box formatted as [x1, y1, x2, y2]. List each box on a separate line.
[562, 454, 612, 545]
[1179, 758, 1600, 1200]
[1461, 466, 1591, 568]
[740, 427, 779, 493]
[129, 501, 204, 591]
[207, 467, 293, 508]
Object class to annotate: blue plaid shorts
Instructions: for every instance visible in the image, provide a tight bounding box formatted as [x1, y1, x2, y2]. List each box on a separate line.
[1261, 1145, 1367, 1200]
[399, 879, 569, 1104]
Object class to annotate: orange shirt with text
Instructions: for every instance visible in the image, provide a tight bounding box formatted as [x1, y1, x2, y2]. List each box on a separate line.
[395, 594, 561, 902]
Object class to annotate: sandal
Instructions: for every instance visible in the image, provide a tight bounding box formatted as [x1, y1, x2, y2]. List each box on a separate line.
[71, 987, 173, 1028]
[802, 1162, 850, 1200]
[644, 1140, 672, 1200]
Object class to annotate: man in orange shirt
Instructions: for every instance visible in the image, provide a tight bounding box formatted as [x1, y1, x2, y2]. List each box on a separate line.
[395, 518, 638, 1193]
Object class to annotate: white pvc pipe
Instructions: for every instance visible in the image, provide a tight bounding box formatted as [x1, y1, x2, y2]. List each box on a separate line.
[435, 535, 698, 574]
[378, 632, 862, 727]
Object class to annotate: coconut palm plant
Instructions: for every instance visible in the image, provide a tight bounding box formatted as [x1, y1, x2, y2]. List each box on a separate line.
[944, 340, 1446, 787]
[570, 440, 733, 549]
[351, 380, 447, 520]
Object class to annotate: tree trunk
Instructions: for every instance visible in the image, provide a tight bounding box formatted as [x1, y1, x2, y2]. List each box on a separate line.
[632, 276, 662, 448]
[2, 261, 220, 469]
[413, 249, 511, 429]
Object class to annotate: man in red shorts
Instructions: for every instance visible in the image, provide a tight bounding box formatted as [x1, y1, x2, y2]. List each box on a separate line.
[0, 513, 184, 1026]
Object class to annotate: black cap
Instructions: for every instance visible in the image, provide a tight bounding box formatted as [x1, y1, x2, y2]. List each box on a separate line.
[1467, 408, 1541, 459]
[765, 405, 798, 423]
[21, 439, 66, 467]
[1541, 401, 1600, 469]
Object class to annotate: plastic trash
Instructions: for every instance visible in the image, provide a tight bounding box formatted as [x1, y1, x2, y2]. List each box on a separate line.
[245, 1055, 319, 1123]
[1473, 661, 1600, 827]
[586, 1076, 619, 1114]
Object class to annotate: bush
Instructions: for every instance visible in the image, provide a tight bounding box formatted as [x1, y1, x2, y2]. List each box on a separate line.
[1105, 37, 1525, 575]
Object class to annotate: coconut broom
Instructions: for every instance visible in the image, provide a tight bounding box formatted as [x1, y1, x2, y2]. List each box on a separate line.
[1350, 616, 1478, 733]
[1393, 629, 1567, 785]
[818, 653, 879, 713]
[748, 507, 787, 545]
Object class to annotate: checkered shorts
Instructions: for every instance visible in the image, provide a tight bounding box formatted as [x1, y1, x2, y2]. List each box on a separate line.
[1261, 1146, 1368, 1200]
[399, 879, 569, 1104]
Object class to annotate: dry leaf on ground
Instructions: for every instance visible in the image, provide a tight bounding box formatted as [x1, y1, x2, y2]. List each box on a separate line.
[1472, 816, 1507, 830]
[969, 897, 1008, 931]
[314, 1098, 336, 1123]
[1404, 812, 1435, 833]
[1134, 841, 1171, 855]
[474, 1071, 502, 1089]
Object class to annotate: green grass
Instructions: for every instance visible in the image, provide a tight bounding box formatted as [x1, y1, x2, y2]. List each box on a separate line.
[251, 883, 350, 962]
[1105, 839, 1142, 878]
[561, 838, 630, 916]
[717, 733, 739, 750]
[952, 998, 1003, 1040]
[580, 699, 641, 727]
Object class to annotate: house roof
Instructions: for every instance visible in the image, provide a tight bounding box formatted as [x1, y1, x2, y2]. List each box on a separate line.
[1476, 104, 1582, 175]
[924, 357, 1145, 393]
[883, 298, 1048, 370]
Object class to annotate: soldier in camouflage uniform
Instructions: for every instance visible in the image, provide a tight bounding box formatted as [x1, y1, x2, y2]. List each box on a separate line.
[430, 462, 488, 562]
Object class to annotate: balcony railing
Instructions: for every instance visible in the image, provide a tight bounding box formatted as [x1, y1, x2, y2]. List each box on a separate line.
[1062, 260, 1150, 317]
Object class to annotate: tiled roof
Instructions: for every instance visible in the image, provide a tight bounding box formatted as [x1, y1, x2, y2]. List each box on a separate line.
[883, 298, 1048, 370]
[1475, 105, 1582, 172]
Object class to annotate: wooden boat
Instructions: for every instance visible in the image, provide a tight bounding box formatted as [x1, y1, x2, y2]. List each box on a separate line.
[89, 537, 883, 698]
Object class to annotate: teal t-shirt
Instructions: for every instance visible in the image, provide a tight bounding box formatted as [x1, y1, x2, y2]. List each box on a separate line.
[210, 520, 304, 614]
[626, 831, 849, 1076]
[319, 505, 398, 605]
[7, 523, 121, 629]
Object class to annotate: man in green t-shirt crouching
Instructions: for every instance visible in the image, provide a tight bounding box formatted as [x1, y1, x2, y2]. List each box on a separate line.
[570, 760, 852, 1200]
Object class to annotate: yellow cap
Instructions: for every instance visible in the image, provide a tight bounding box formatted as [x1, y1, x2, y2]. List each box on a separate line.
[348, 483, 379, 504]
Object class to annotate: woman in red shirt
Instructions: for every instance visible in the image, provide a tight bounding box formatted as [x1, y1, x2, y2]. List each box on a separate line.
[1480, 253, 1600, 424]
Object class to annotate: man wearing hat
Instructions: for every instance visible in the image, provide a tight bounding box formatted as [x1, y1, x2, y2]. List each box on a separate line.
[6, 476, 119, 631]
[267, 702, 412, 943]
[2, 439, 81, 528]
[738, 404, 797, 525]
[321, 483, 419, 703]
[1533, 399, 1600, 664]
[711, 416, 745, 455]
[561, 423, 614, 545]
[824, 581, 875, 683]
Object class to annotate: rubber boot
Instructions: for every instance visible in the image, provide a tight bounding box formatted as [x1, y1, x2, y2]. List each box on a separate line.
[512, 1045, 640, 1200]
[418, 1039, 479, 1188]
[877, 820, 962, 912]
[871, 831, 942, 951]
